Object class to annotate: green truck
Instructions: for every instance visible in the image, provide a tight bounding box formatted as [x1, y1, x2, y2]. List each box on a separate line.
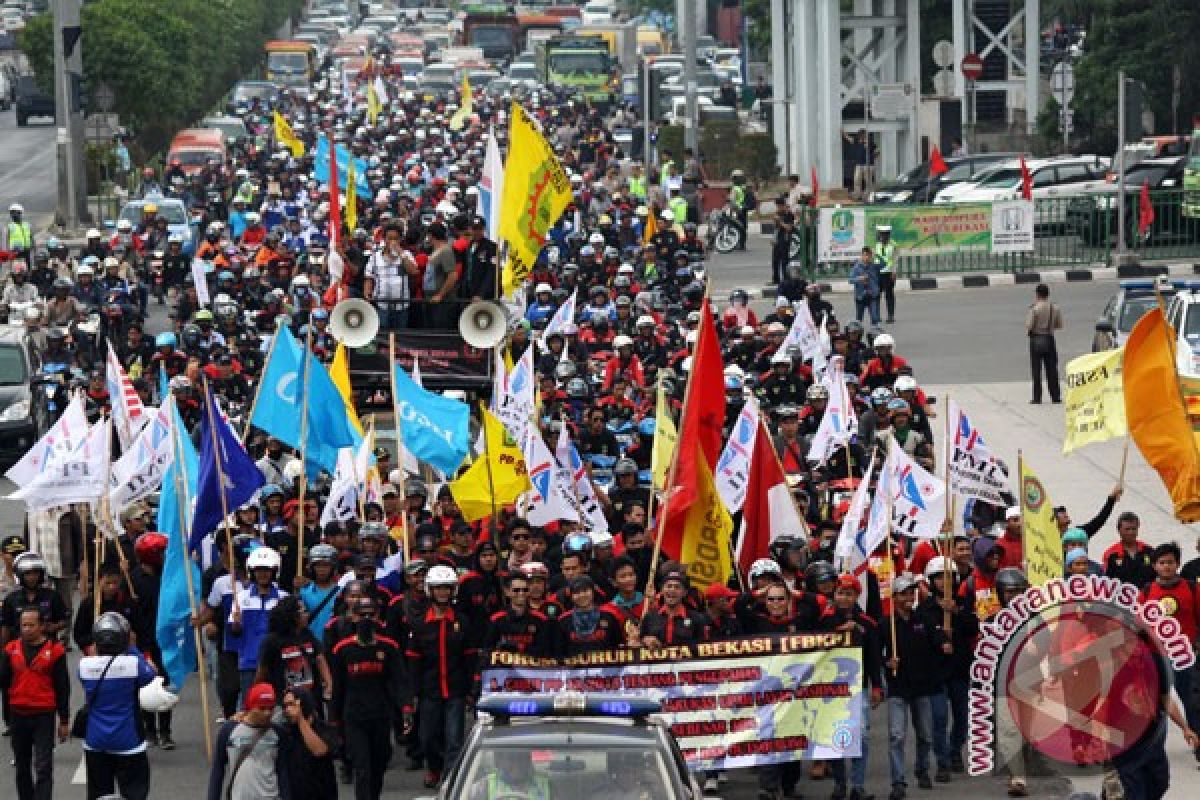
[538, 34, 614, 107]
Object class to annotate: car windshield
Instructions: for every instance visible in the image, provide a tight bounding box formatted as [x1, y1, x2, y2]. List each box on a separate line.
[510, 65, 537, 80]
[1121, 165, 1172, 187]
[978, 167, 1022, 188]
[470, 26, 514, 49]
[0, 345, 27, 385]
[268, 52, 309, 73]
[1119, 295, 1161, 332]
[172, 150, 216, 167]
[232, 84, 273, 103]
[549, 52, 608, 74]
[458, 746, 673, 798]
[1184, 307, 1200, 343]
[121, 203, 188, 226]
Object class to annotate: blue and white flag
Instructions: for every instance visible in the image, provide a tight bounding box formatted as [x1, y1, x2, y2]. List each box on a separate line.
[5, 393, 88, 487]
[523, 426, 578, 526]
[539, 289, 577, 348]
[807, 355, 857, 465]
[392, 364, 470, 475]
[109, 401, 173, 510]
[192, 383, 264, 551]
[555, 422, 608, 533]
[156, 397, 201, 690]
[481, 127, 505, 240]
[313, 136, 370, 195]
[945, 398, 1010, 505]
[879, 435, 946, 539]
[715, 395, 759, 513]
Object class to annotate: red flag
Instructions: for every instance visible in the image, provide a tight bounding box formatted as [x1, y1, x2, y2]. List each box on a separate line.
[929, 146, 949, 177]
[1018, 155, 1033, 201]
[1138, 180, 1155, 236]
[327, 133, 342, 249]
[809, 165, 819, 208]
[737, 417, 807, 576]
[659, 298, 726, 557]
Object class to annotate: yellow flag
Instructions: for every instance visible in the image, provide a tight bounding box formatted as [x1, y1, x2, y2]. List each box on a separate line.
[678, 451, 733, 590]
[449, 410, 532, 522]
[273, 111, 304, 157]
[499, 102, 571, 297]
[651, 377, 677, 490]
[449, 73, 473, 132]
[345, 160, 358, 235]
[366, 84, 381, 125]
[329, 343, 364, 435]
[642, 207, 658, 245]
[1062, 348, 1126, 454]
[1020, 456, 1062, 586]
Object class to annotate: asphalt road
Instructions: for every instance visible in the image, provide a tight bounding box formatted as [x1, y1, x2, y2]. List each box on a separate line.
[0, 104, 59, 229]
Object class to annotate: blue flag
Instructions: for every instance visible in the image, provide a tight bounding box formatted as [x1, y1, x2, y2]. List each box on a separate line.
[192, 383, 264, 552]
[392, 364, 470, 475]
[313, 137, 370, 195]
[155, 396, 201, 690]
[249, 327, 359, 479]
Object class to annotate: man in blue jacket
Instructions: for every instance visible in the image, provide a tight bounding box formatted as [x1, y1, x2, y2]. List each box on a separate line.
[850, 246, 881, 326]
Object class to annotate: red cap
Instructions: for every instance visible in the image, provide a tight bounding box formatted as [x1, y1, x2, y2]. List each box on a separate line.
[704, 584, 738, 601]
[244, 683, 276, 711]
[836, 574, 862, 594]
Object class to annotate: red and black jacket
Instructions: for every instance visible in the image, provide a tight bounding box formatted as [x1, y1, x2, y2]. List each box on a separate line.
[405, 606, 478, 704]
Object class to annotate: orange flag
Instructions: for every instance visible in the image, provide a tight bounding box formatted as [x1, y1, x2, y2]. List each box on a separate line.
[1123, 307, 1200, 522]
[642, 207, 658, 245]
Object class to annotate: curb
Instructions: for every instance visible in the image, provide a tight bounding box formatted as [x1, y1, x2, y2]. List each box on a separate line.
[747, 261, 1200, 299]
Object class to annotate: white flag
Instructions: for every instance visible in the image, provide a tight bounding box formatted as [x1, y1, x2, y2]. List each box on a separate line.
[12, 416, 112, 510]
[6, 393, 89, 487]
[715, 395, 759, 513]
[834, 451, 878, 566]
[494, 346, 536, 445]
[945, 398, 1010, 505]
[481, 127, 505, 241]
[321, 448, 360, 526]
[106, 342, 148, 451]
[555, 422, 608, 533]
[373, 74, 388, 104]
[191, 259, 211, 306]
[807, 356, 857, 464]
[780, 303, 826, 375]
[524, 426, 579, 526]
[881, 435, 946, 539]
[110, 399, 174, 510]
[353, 432, 382, 508]
[540, 289, 577, 348]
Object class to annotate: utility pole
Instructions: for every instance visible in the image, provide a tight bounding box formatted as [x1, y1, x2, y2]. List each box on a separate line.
[680, 0, 698, 151]
[53, 0, 88, 230]
[1114, 70, 1133, 267]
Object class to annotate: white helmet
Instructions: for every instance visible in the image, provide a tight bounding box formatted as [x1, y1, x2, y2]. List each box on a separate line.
[660, 209, 675, 222]
[116, 219, 133, 233]
[425, 565, 459, 589]
[76, 264, 94, 277]
[613, 335, 633, 348]
[924, 556, 956, 580]
[246, 547, 281, 572]
[138, 676, 181, 713]
[9, 203, 23, 213]
[588, 232, 605, 246]
[748, 558, 782, 581]
[435, 200, 459, 216]
[874, 333, 895, 348]
[894, 375, 917, 393]
[86, 228, 101, 239]
[590, 531, 615, 548]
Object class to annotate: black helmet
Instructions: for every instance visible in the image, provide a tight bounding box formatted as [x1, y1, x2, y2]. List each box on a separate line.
[995, 568, 1029, 595]
[614, 458, 638, 476]
[554, 362, 576, 382]
[46, 328, 67, 344]
[53, 277, 72, 291]
[93, 611, 131, 655]
[566, 377, 589, 399]
[805, 560, 837, 588]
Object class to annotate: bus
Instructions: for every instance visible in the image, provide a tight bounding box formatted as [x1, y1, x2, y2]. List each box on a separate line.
[462, 4, 521, 63]
[264, 40, 317, 83]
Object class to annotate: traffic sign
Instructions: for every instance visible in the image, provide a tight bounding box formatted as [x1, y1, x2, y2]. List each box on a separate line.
[961, 53, 984, 81]
[1050, 62, 1075, 98]
[932, 69, 955, 98]
[932, 40, 955, 69]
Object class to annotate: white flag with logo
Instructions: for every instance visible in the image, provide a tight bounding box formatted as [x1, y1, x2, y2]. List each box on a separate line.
[555, 422, 608, 533]
[945, 398, 1010, 505]
[481, 127, 505, 241]
[110, 398, 174, 510]
[715, 396, 759, 513]
[780, 303, 827, 375]
[321, 448, 360, 526]
[540, 289, 577, 348]
[524, 426, 579, 526]
[107, 342, 148, 451]
[494, 345, 536, 444]
[881, 436, 946, 539]
[807, 356, 857, 464]
[191, 259, 211, 306]
[12, 416, 112, 510]
[6, 393, 89, 487]
[834, 451, 878, 566]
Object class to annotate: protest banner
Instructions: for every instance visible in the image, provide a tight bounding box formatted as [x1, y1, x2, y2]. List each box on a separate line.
[818, 202, 1034, 261]
[481, 632, 863, 770]
[1062, 348, 1126, 454]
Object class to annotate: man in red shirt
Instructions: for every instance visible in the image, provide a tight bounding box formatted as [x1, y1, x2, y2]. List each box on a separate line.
[1140, 542, 1200, 740]
[997, 506, 1024, 570]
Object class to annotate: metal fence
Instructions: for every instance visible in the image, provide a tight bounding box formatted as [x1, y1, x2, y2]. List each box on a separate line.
[791, 189, 1200, 279]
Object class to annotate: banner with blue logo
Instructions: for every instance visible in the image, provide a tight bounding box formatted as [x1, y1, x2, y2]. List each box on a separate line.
[392, 365, 470, 475]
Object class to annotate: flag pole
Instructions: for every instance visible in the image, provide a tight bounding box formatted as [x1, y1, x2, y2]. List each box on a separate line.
[1018, 448, 1027, 575]
[356, 415, 372, 524]
[942, 393, 953, 633]
[169, 400, 214, 762]
[202, 376, 238, 612]
[241, 317, 284, 442]
[295, 321, 315, 583]
[388, 335, 411, 564]
[99, 414, 139, 603]
[1117, 437, 1130, 490]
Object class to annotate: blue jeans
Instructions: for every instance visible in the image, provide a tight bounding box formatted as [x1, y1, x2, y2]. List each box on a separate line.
[888, 695, 933, 788]
[947, 676, 970, 757]
[1175, 663, 1199, 733]
[930, 688, 952, 770]
[855, 294, 881, 326]
[419, 696, 467, 774]
[1114, 716, 1169, 800]
[831, 696, 870, 789]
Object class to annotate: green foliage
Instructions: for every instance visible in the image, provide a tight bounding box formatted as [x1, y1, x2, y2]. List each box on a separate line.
[19, 0, 304, 153]
[1035, 96, 1064, 153]
[1070, 0, 1200, 152]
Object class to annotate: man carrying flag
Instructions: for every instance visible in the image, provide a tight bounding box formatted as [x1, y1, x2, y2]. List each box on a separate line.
[192, 381, 264, 553]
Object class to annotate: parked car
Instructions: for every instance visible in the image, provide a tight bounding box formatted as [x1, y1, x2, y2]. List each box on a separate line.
[936, 155, 1110, 225]
[871, 152, 1020, 204]
[116, 196, 197, 256]
[0, 329, 40, 458]
[1066, 156, 1188, 246]
[15, 74, 53, 126]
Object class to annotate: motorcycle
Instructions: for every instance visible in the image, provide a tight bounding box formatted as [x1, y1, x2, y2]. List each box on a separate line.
[707, 204, 745, 254]
[148, 250, 166, 304]
[30, 361, 78, 431]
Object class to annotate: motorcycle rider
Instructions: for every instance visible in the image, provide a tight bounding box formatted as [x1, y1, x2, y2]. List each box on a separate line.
[109, 219, 144, 263]
[728, 169, 752, 251]
[72, 263, 105, 309]
[80, 228, 110, 261]
[1, 262, 38, 307]
[161, 234, 190, 299]
[4, 203, 33, 257]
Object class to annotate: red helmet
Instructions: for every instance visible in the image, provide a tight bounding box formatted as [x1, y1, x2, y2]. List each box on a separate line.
[134, 532, 168, 566]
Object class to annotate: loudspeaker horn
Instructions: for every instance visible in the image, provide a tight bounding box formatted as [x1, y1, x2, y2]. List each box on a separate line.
[330, 298, 380, 348]
[459, 300, 508, 349]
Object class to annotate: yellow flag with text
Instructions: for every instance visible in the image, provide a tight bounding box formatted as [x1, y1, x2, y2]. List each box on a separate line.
[345, 160, 358, 235]
[366, 84, 381, 125]
[678, 451, 734, 590]
[449, 72, 473, 132]
[499, 102, 571, 297]
[1062, 348, 1126, 453]
[273, 112, 304, 157]
[652, 377, 677, 490]
[329, 343, 363, 435]
[1020, 458, 1062, 586]
[450, 409, 531, 522]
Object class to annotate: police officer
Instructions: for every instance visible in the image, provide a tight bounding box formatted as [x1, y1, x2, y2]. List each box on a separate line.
[875, 225, 897, 323]
[4, 203, 33, 257]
